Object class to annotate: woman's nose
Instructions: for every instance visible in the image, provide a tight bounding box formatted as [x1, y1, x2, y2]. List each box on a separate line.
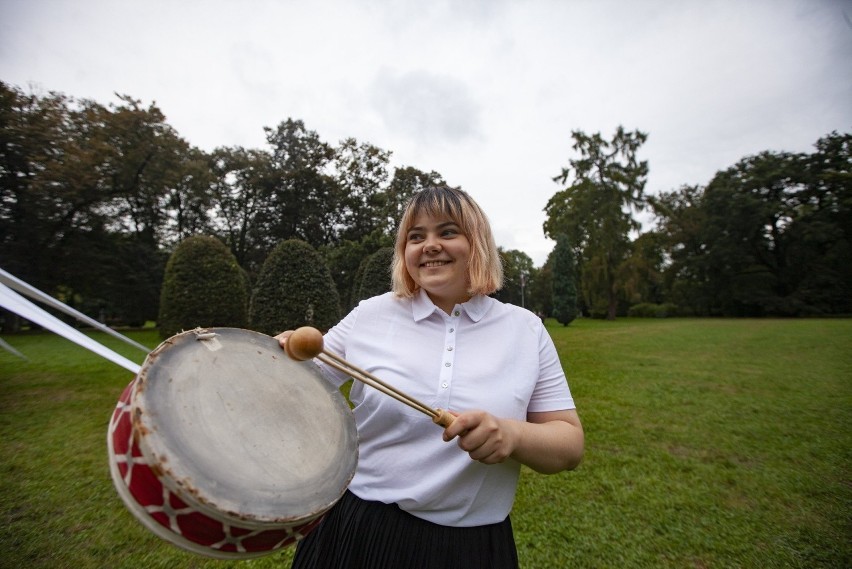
[423, 234, 441, 253]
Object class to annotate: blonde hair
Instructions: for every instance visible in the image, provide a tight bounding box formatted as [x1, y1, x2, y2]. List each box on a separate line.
[391, 186, 504, 297]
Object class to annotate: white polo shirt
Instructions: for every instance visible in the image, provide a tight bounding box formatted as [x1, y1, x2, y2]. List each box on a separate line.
[317, 289, 575, 527]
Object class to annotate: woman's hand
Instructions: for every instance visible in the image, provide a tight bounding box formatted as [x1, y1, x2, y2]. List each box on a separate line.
[274, 330, 294, 351]
[442, 410, 521, 465]
[443, 409, 584, 474]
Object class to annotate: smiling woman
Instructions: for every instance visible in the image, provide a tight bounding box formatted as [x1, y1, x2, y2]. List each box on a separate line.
[278, 186, 584, 569]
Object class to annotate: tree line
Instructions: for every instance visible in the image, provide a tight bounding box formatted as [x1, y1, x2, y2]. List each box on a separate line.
[0, 81, 450, 328]
[543, 126, 850, 319]
[1, 80, 849, 331]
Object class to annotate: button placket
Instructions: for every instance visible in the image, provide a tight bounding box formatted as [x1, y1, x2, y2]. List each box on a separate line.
[436, 310, 459, 407]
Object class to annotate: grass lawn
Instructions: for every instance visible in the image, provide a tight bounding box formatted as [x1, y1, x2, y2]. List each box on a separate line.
[1, 319, 850, 568]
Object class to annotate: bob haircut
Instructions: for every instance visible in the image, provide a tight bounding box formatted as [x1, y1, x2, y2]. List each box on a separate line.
[391, 186, 504, 298]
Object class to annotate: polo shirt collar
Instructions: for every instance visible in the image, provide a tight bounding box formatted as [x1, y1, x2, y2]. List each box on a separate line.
[411, 289, 491, 323]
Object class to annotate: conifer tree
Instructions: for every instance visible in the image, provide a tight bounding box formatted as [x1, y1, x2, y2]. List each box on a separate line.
[552, 234, 579, 326]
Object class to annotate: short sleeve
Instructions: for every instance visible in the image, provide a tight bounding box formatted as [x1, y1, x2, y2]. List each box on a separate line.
[527, 324, 575, 413]
[315, 305, 360, 387]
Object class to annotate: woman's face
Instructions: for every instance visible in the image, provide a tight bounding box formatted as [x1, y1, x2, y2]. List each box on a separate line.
[404, 211, 472, 312]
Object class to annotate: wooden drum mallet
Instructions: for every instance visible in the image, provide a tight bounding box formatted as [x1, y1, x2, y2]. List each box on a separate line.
[285, 326, 455, 428]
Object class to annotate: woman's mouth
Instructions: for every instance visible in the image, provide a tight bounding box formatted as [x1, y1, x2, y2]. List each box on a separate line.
[422, 260, 451, 268]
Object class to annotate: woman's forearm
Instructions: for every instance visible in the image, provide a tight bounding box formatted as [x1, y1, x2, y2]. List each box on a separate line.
[505, 411, 584, 474]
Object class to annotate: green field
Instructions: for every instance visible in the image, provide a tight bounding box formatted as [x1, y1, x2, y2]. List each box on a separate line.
[1, 319, 850, 568]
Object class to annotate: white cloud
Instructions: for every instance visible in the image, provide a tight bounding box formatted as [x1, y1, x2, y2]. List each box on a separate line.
[369, 69, 483, 145]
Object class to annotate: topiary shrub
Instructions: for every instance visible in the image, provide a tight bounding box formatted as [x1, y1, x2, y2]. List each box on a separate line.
[353, 247, 394, 305]
[157, 235, 248, 338]
[348, 255, 369, 311]
[250, 239, 341, 335]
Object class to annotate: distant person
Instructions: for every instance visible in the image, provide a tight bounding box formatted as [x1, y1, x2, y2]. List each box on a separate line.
[278, 185, 583, 569]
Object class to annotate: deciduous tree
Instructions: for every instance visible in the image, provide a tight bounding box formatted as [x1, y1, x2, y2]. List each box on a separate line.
[263, 119, 338, 247]
[334, 138, 390, 241]
[493, 248, 534, 308]
[544, 126, 648, 319]
[208, 145, 274, 274]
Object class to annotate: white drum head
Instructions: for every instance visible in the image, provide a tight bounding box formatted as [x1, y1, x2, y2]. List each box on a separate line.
[133, 328, 357, 525]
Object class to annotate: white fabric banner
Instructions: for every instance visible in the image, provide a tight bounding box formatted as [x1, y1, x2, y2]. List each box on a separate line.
[0, 282, 141, 374]
[0, 268, 150, 353]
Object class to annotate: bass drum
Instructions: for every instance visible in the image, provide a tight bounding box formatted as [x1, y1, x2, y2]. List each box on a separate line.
[107, 328, 358, 559]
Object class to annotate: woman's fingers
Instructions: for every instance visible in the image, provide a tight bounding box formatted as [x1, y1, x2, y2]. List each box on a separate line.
[445, 410, 518, 464]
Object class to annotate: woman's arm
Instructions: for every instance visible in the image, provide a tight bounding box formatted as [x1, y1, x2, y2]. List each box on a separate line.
[442, 408, 584, 474]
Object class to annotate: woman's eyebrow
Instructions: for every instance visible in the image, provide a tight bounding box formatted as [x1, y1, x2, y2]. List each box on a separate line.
[408, 221, 458, 233]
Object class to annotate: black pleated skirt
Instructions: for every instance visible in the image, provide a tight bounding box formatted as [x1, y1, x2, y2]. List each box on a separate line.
[290, 490, 519, 569]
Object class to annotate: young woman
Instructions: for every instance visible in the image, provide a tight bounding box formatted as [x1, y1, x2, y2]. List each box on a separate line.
[278, 186, 583, 569]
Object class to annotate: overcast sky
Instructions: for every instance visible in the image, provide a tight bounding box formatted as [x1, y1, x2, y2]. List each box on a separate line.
[2, 0, 850, 265]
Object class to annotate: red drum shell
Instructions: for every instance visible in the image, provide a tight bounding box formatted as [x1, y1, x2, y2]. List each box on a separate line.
[107, 328, 357, 559]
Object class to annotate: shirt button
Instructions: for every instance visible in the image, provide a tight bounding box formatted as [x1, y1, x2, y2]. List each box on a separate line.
[454, 310, 460, 316]
[447, 346, 453, 351]
[449, 328, 455, 333]
[442, 382, 448, 388]
[444, 362, 451, 367]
